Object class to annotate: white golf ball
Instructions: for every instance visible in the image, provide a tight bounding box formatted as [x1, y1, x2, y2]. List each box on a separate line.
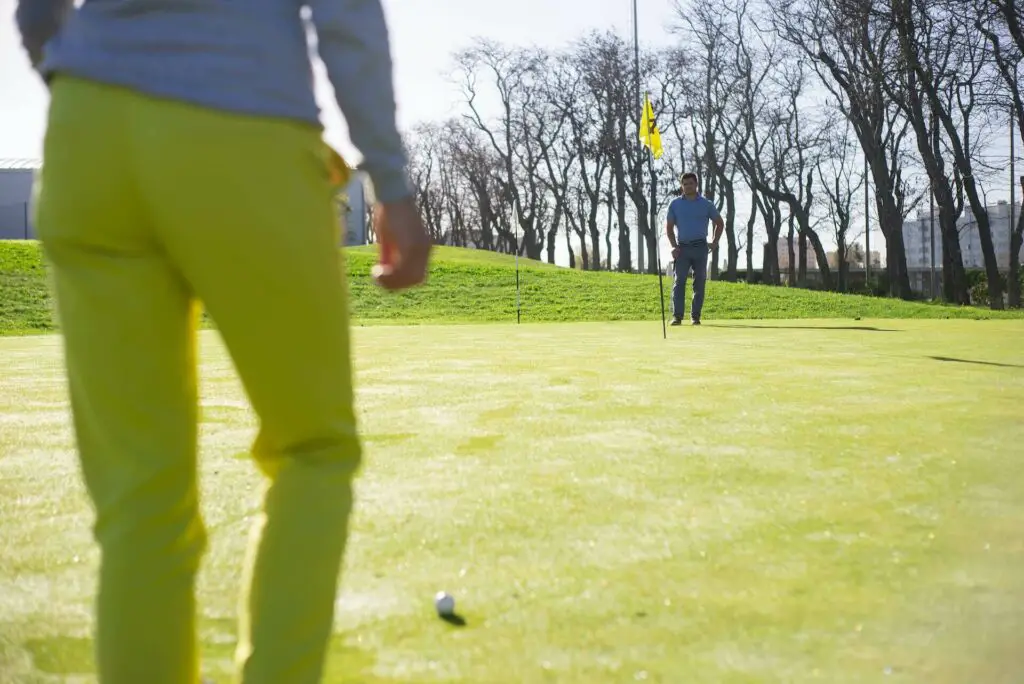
[435, 591, 455, 616]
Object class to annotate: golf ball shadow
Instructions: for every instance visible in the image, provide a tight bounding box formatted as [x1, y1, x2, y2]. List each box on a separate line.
[440, 612, 467, 627]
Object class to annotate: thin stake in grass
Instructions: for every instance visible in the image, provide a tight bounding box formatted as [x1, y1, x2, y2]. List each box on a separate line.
[514, 203, 521, 324]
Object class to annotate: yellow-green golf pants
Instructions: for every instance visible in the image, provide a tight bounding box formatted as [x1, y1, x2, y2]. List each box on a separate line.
[34, 75, 362, 684]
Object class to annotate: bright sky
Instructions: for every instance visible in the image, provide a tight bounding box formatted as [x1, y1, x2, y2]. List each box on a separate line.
[0, 0, 678, 162]
[1, 0, 1018, 269]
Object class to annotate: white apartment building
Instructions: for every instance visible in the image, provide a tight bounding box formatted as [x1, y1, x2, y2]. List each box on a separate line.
[904, 200, 1021, 272]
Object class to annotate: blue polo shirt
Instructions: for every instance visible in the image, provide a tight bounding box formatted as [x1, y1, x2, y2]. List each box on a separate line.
[667, 194, 720, 244]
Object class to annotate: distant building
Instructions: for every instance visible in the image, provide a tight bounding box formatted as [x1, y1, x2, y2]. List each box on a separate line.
[0, 159, 36, 240]
[904, 201, 1020, 271]
[826, 245, 882, 270]
[903, 200, 1022, 294]
[776, 237, 819, 272]
[773, 236, 879, 277]
[339, 172, 368, 246]
[0, 158, 368, 246]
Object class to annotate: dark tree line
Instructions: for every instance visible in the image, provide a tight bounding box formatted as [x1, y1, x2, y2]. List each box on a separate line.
[403, 0, 1024, 309]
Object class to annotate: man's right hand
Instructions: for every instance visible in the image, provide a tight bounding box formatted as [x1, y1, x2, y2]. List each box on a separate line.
[671, 246, 681, 260]
[371, 197, 432, 291]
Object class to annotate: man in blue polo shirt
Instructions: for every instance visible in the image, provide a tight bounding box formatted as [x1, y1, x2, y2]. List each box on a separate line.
[666, 172, 724, 326]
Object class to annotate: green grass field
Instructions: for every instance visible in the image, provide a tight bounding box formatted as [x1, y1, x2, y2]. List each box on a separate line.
[2, 318, 1022, 683]
[3, 240, 1023, 336]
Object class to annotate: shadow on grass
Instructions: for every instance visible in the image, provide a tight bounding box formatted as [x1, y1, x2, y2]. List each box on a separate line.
[440, 613, 469, 627]
[708, 323, 899, 332]
[928, 355, 1024, 369]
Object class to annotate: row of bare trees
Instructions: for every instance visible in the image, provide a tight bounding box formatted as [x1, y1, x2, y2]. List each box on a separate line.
[402, 0, 1024, 308]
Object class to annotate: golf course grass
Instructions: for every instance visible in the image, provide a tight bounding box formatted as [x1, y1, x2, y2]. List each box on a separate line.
[3, 240, 1023, 336]
[1, 319, 1022, 682]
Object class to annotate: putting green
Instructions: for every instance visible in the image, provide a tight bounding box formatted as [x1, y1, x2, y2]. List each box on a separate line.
[1, 319, 1022, 682]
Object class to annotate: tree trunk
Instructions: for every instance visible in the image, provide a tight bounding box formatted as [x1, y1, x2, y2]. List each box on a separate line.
[765, 238, 780, 285]
[787, 214, 796, 285]
[804, 224, 831, 289]
[937, 197, 971, 305]
[584, 193, 603, 272]
[872, 180, 915, 300]
[724, 179, 738, 281]
[566, 218, 576, 269]
[614, 160, 631, 272]
[546, 210, 561, 265]
[746, 191, 757, 284]
[606, 173, 614, 271]
[798, 227, 808, 288]
[605, 212, 613, 271]
[837, 238, 848, 293]
[942, 233, 955, 302]
[965, 192, 1005, 309]
[760, 197, 782, 286]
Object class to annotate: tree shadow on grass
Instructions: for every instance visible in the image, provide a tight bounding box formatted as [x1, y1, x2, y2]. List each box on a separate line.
[708, 323, 899, 332]
[928, 355, 1024, 369]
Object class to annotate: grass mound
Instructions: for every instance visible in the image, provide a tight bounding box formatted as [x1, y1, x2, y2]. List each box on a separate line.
[2, 240, 1020, 335]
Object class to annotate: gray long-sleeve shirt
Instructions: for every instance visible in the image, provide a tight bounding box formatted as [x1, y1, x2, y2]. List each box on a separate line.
[14, 0, 412, 202]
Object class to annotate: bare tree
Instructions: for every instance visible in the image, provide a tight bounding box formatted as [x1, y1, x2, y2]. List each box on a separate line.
[526, 58, 578, 264]
[818, 119, 867, 291]
[890, 0, 1005, 308]
[771, 0, 917, 298]
[406, 123, 446, 242]
[569, 31, 642, 271]
[974, 0, 1024, 306]
[736, 54, 834, 289]
[732, 33, 785, 285]
[456, 40, 548, 260]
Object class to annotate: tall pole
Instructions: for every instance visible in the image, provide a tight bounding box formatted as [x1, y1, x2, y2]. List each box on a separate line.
[864, 155, 871, 285]
[931, 107, 942, 300]
[647, 120, 666, 339]
[514, 204, 521, 324]
[1011, 96, 1017, 276]
[930, 175, 936, 300]
[632, 0, 644, 274]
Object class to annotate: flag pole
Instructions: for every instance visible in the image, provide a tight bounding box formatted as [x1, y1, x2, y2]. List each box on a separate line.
[632, 0, 644, 274]
[634, 1, 665, 339]
[644, 91, 667, 340]
[651, 192, 667, 339]
[514, 204, 521, 324]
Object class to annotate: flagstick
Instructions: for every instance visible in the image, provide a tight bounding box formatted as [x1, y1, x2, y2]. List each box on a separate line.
[655, 221, 667, 340]
[632, 0, 644, 274]
[646, 92, 666, 339]
[641, 92, 668, 339]
[514, 204, 521, 324]
[648, 106, 667, 340]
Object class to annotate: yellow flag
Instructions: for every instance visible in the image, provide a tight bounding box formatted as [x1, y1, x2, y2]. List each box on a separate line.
[639, 92, 664, 160]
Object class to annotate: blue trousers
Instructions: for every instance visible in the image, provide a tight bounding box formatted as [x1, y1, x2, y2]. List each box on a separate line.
[673, 242, 709, 321]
